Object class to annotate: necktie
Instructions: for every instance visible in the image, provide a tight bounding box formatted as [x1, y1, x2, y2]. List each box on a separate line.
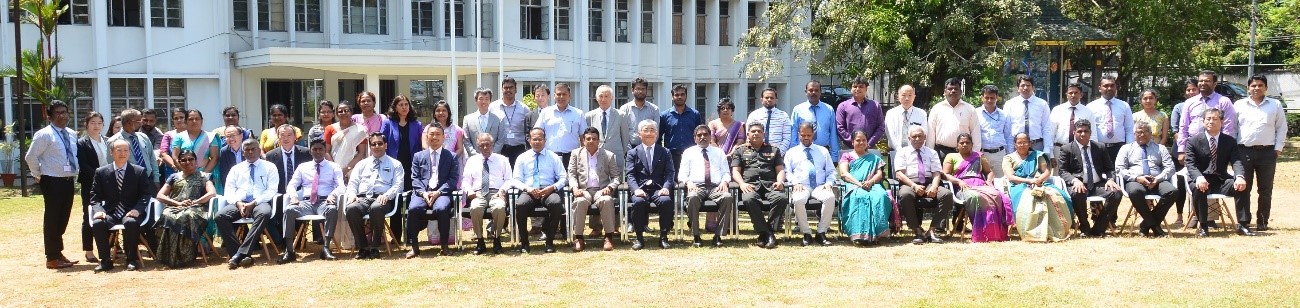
[702, 147, 712, 184]
[309, 162, 321, 204]
[1023, 99, 1031, 136]
[1208, 137, 1217, 174]
[1068, 106, 1076, 133]
[765, 108, 773, 144]
[805, 147, 818, 187]
[533, 152, 542, 186]
[602, 110, 609, 134]
[916, 150, 926, 185]
[114, 168, 125, 217]
[645, 146, 653, 170]
[285, 151, 295, 182]
[431, 151, 440, 186]
[903, 108, 911, 127]
[245, 162, 256, 202]
[1105, 100, 1115, 138]
[1082, 145, 1094, 184]
[58, 129, 77, 172]
[480, 158, 491, 198]
[1140, 145, 1150, 176]
[128, 134, 146, 167]
[479, 114, 489, 133]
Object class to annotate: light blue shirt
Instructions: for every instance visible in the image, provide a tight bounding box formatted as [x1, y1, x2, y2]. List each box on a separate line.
[784, 143, 835, 187]
[24, 125, 78, 178]
[510, 149, 567, 190]
[790, 101, 840, 158]
[978, 107, 1012, 152]
[534, 105, 587, 153]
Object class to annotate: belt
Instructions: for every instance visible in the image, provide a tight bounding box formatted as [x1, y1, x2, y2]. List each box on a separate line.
[355, 193, 380, 199]
[1054, 142, 1066, 147]
[1031, 138, 1043, 143]
[1106, 142, 1126, 147]
[1245, 145, 1273, 150]
[42, 176, 74, 180]
[981, 147, 1003, 153]
[302, 195, 331, 200]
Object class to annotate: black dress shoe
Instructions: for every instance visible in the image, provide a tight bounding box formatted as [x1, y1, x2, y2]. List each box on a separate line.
[1197, 228, 1210, 238]
[94, 263, 113, 272]
[354, 250, 369, 260]
[1153, 228, 1168, 238]
[631, 239, 645, 250]
[927, 231, 944, 243]
[277, 253, 297, 264]
[659, 238, 671, 249]
[492, 237, 503, 254]
[474, 239, 487, 255]
[1257, 224, 1269, 231]
[692, 236, 703, 248]
[320, 249, 337, 260]
[125, 261, 141, 271]
[816, 233, 831, 246]
[911, 235, 926, 245]
[1236, 225, 1257, 236]
[1140, 227, 1151, 237]
[228, 254, 247, 269]
[404, 248, 420, 259]
[519, 243, 531, 254]
[761, 234, 778, 249]
[543, 242, 556, 253]
[712, 235, 724, 247]
[801, 233, 813, 247]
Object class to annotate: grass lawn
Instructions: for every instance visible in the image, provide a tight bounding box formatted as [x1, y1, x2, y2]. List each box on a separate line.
[3, 154, 1300, 306]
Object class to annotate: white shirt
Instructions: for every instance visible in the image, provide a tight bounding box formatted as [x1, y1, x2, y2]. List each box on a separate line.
[223, 159, 279, 204]
[783, 143, 835, 187]
[1049, 101, 1096, 145]
[1234, 97, 1287, 150]
[747, 106, 792, 152]
[345, 155, 404, 199]
[286, 160, 345, 199]
[678, 145, 729, 186]
[892, 145, 940, 183]
[585, 151, 600, 188]
[883, 105, 928, 150]
[461, 153, 512, 191]
[1003, 95, 1054, 154]
[928, 100, 982, 150]
[1087, 97, 1134, 144]
[26, 125, 79, 177]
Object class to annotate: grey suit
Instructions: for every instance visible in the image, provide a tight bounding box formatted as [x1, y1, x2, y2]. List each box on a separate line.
[463, 111, 506, 156]
[567, 148, 621, 237]
[585, 107, 631, 172]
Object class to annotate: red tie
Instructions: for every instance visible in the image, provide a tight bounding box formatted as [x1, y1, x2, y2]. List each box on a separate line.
[702, 147, 712, 184]
[309, 163, 320, 204]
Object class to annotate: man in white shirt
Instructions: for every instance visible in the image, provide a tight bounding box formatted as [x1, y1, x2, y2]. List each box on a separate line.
[1233, 75, 1286, 232]
[215, 139, 279, 269]
[679, 125, 735, 248]
[489, 77, 530, 165]
[461, 133, 512, 255]
[280, 139, 343, 263]
[509, 128, 568, 254]
[534, 83, 587, 167]
[1050, 83, 1096, 152]
[25, 101, 79, 269]
[1003, 75, 1054, 154]
[893, 126, 952, 245]
[566, 127, 621, 251]
[929, 78, 982, 158]
[343, 133, 406, 260]
[785, 122, 837, 246]
[884, 85, 928, 152]
[1087, 76, 1134, 158]
[747, 88, 792, 153]
[620, 78, 660, 146]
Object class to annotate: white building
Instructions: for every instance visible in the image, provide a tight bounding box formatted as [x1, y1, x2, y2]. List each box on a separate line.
[0, 0, 808, 133]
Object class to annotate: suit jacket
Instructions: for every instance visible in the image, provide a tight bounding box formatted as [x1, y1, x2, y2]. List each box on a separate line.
[584, 107, 631, 168]
[381, 118, 424, 158]
[568, 148, 621, 191]
[1185, 132, 1243, 180]
[412, 148, 460, 195]
[266, 145, 312, 193]
[76, 136, 108, 188]
[89, 163, 157, 219]
[625, 144, 675, 194]
[215, 145, 245, 192]
[1057, 140, 1115, 185]
[462, 111, 506, 156]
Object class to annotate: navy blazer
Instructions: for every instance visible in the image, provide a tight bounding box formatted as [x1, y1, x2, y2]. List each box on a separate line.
[381, 118, 424, 159]
[265, 145, 312, 193]
[412, 148, 460, 195]
[89, 163, 157, 219]
[625, 143, 676, 193]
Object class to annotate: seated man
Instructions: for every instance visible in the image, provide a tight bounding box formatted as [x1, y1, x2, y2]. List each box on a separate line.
[215, 139, 278, 269]
[1115, 122, 1178, 237]
[893, 126, 953, 245]
[509, 127, 567, 253]
[785, 122, 837, 246]
[730, 123, 787, 249]
[89, 140, 158, 272]
[679, 125, 734, 247]
[627, 120, 676, 250]
[343, 132, 405, 260]
[280, 138, 343, 263]
[1185, 108, 1249, 237]
[462, 133, 512, 255]
[567, 127, 621, 252]
[404, 123, 460, 258]
[1057, 119, 1122, 237]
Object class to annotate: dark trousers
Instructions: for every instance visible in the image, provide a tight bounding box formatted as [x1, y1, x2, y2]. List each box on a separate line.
[1190, 174, 1242, 227]
[282, 199, 338, 248]
[501, 144, 528, 167]
[91, 214, 141, 262]
[514, 191, 563, 244]
[1068, 182, 1122, 235]
[1124, 181, 1178, 229]
[670, 148, 685, 171]
[344, 196, 393, 250]
[740, 184, 787, 236]
[1173, 157, 1187, 214]
[897, 184, 954, 232]
[630, 192, 674, 236]
[1103, 142, 1125, 162]
[215, 201, 272, 256]
[1236, 146, 1277, 226]
[79, 185, 95, 252]
[404, 195, 453, 246]
[934, 144, 958, 161]
[556, 152, 572, 170]
[41, 176, 75, 260]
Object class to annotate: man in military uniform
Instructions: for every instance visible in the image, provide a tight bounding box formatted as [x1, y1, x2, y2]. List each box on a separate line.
[730, 123, 787, 249]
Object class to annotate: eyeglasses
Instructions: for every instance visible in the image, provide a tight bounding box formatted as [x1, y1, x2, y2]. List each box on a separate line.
[178, 157, 196, 162]
[695, 133, 710, 137]
[369, 142, 385, 146]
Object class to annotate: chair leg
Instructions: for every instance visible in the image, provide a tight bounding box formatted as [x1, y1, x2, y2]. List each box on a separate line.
[382, 222, 393, 256]
[1119, 206, 1137, 235]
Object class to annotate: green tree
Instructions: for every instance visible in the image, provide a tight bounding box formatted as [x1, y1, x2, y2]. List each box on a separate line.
[1219, 0, 1300, 68]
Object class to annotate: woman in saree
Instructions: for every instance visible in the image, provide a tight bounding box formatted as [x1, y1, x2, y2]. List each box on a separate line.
[941, 133, 1011, 242]
[1003, 132, 1073, 242]
[705, 98, 745, 232]
[837, 130, 892, 246]
[154, 150, 216, 268]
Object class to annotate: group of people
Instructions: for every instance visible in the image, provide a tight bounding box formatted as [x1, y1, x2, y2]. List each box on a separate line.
[28, 70, 1283, 272]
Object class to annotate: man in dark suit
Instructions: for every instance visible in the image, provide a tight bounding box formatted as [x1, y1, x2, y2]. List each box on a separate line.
[89, 140, 158, 272]
[404, 123, 461, 258]
[215, 125, 248, 194]
[1185, 108, 1249, 237]
[1057, 119, 1122, 237]
[626, 120, 677, 250]
[266, 124, 312, 194]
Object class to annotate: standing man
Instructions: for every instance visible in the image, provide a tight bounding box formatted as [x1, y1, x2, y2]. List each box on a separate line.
[108, 109, 160, 184]
[1057, 119, 1123, 237]
[1003, 75, 1054, 154]
[731, 123, 787, 249]
[139, 108, 165, 152]
[464, 88, 506, 158]
[977, 85, 1013, 178]
[567, 128, 621, 251]
[1087, 76, 1134, 158]
[280, 138, 342, 263]
[88, 140, 156, 272]
[461, 133, 512, 255]
[1170, 78, 1197, 226]
[26, 101, 80, 269]
[1185, 108, 1248, 237]
[884, 85, 929, 151]
[524, 84, 551, 129]
[534, 83, 587, 167]
[626, 120, 677, 250]
[1233, 75, 1285, 232]
[1179, 70, 1238, 163]
[835, 76, 886, 151]
[620, 78, 660, 147]
[660, 84, 704, 167]
[747, 88, 793, 153]
[1115, 122, 1177, 237]
[266, 124, 310, 194]
[790, 80, 840, 158]
[586, 85, 631, 172]
[893, 126, 952, 244]
[1051, 84, 1096, 154]
[216, 139, 277, 269]
[404, 123, 460, 258]
[509, 128, 567, 253]
[490, 77, 530, 165]
[343, 133, 405, 259]
[929, 78, 982, 158]
[679, 125, 734, 248]
[785, 122, 837, 246]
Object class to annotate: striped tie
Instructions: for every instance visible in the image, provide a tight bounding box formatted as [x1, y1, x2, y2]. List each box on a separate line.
[128, 134, 146, 167]
[1207, 137, 1217, 174]
[114, 168, 125, 218]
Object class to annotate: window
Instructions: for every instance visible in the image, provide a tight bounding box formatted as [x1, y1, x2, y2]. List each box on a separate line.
[296, 0, 322, 32]
[695, 0, 706, 45]
[65, 79, 96, 131]
[234, 0, 249, 30]
[409, 80, 446, 125]
[150, 0, 183, 27]
[640, 0, 652, 43]
[671, 0, 682, 44]
[614, 0, 628, 42]
[343, 0, 387, 34]
[588, 0, 603, 41]
[746, 84, 757, 110]
[694, 84, 706, 114]
[58, 0, 90, 25]
[520, 0, 547, 40]
[259, 0, 286, 31]
[153, 79, 187, 129]
[747, 2, 757, 30]
[110, 78, 147, 112]
[479, 0, 493, 38]
[555, 0, 571, 40]
[719, 1, 729, 46]
[444, 0, 464, 37]
[109, 0, 142, 27]
[412, 0, 434, 35]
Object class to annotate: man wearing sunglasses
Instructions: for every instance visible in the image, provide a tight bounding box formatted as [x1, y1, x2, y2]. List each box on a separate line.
[343, 133, 406, 259]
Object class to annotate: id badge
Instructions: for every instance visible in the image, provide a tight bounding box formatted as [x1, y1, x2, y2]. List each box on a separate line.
[63, 165, 72, 172]
[507, 132, 518, 139]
